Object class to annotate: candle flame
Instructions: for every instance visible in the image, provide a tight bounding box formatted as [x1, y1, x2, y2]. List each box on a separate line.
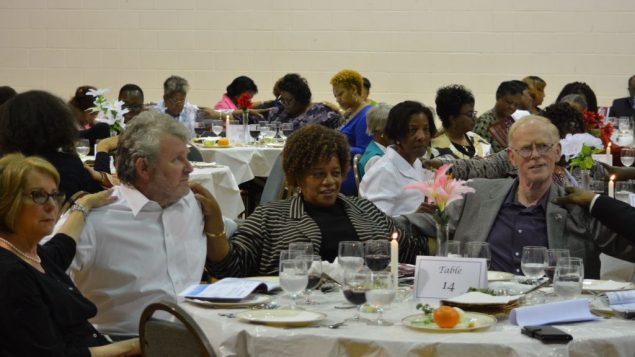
[610, 174, 616, 181]
[391, 231, 399, 241]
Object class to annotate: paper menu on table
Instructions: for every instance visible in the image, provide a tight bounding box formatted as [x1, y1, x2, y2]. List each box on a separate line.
[607, 290, 635, 312]
[179, 278, 280, 301]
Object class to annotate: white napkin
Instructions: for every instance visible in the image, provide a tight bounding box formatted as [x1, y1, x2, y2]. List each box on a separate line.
[444, 291, 520, 305]
[321, 258, 345, 284]
[587, 280, 633, 291]
[607, 290, 635, 312]
[510, 298, 600, 326]
[511, 110, 531, 121]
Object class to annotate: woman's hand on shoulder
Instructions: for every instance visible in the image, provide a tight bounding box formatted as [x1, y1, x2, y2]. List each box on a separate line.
[189, 182, 222, 218]
[76, 189, 117, 210]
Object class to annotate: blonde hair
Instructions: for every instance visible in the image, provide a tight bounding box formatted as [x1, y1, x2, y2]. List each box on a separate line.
[508, 115, 560, 147]
[0, 153, 59, 233]
[330, 69, 364, 95]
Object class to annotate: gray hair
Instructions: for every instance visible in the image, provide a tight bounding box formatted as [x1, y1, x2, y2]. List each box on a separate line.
[558, 94, 588, 111]
[116, 110, 190, 184]
[163, 75, 189, 97]
[366, 103, 392, 135]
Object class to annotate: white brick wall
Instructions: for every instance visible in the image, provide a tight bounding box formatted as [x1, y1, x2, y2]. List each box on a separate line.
[0, 0, 634, 113]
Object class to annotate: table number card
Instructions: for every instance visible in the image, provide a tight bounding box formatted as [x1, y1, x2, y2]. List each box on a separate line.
[413, 256, 488, 300]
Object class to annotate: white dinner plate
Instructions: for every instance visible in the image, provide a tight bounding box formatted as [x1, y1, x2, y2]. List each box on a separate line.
[401, 312, 496, 333]
[488, 271, 515, 282]
[582, 279, 635, 292]
[185, 294, 271, 308]
[265, 142, 285, 148]
[236, 309, 326, 327]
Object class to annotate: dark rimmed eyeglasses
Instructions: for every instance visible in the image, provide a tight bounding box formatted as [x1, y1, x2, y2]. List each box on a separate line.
[510, 143, 556, 159]
[24, 190, 66, 206]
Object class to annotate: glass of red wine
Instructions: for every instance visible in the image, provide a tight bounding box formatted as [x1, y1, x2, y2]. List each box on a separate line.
[342, 269, 371, 322]
[301, 254, 322, 305]
[364, 240, 390, 272]
[546, 249, 570, 282]
[248, 124, 260, 143]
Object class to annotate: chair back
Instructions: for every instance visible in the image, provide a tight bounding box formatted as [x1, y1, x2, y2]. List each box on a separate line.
[260, 154, 286, 205]
[188, 145, 205, 162]
[352, 154, 362, 189]
[139, 301, 215, 357]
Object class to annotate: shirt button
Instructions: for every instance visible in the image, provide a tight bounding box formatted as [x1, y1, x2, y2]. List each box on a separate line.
[68, 287, 73, 291]
[516, 269, 520, 273]
[515, 252, 519, 256]
[93, 333, 98, 338]
[518, 229, 523, 234]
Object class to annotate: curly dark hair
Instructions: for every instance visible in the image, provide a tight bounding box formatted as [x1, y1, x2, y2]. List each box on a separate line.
[384, 101, 437, 142]
[68, 85, 96, 112]
[435, 85, 475, 129]
[0, 90, 78, 156]
[556, 82, 598, 113]
[278, 73, 312, 107]
[542, 102, 585, 138]
[282, 124, 350, 188]
[226, 76, 258, 99]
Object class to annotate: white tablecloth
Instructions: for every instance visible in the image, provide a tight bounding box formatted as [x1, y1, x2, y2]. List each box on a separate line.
[181, 291, 635, 357]
[198, 146, 283, 184]
[189, 166, 244, 218]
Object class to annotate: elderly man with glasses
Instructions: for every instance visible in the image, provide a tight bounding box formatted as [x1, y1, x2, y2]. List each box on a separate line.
[152, 75, 199, 137]
[410, 115, 635, 278]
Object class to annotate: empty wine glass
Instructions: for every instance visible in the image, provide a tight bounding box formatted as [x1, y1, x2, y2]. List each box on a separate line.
[465, 242, 491, 269]
[289, 242, 313, 257]
[260, 124, 276, 140]
[521, 246, 548, 284]
[365, 271, 396, 326]
[546, 249, 570, 282]
[342, 269, 371, 322]
[301, 255, 322, 305]
[76, 139, 90, 158]
[445, 241, 462, 258]
[279, 258, 308, 310]
[211, 120, 224, 136]
[279, 123, 294, 140]
[338, 241, 364, 273]
[621, 148, 635, 167]
[618, 117, 632, 134]
[365, 240, 390, 272]
[553, 257, 584, 300]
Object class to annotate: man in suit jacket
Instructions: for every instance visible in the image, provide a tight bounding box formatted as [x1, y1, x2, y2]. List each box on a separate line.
[609, 74, 635, 118]
[407, 115, 635, 278]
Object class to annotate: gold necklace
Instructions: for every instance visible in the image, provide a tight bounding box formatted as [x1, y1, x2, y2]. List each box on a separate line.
[0, 237, 42, 264]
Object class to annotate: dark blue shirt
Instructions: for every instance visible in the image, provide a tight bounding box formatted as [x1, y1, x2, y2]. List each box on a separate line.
[487, 180, 549, 274]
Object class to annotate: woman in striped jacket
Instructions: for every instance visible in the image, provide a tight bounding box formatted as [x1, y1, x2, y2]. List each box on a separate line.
[206, 124, 428, 277]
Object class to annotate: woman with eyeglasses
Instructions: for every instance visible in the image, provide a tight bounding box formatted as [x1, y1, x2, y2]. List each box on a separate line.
[0, 90, 104, 200]
[0, 153, 140, 356]
[432, 85, 491, 160]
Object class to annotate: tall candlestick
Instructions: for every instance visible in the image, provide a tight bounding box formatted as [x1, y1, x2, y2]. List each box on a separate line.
[390, 231, 399, 289]
[609, 175, 615, 198]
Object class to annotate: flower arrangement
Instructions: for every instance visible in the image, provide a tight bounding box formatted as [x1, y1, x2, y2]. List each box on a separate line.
[405, 164, 475, 225]
[87, 88, 128, 134]
[236, 92, 253, 121]
[560, 133, 604, 169]
[583, 110, 614, 147]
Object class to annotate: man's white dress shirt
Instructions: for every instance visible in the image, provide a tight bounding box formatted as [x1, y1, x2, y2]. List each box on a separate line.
[359, 146, 434, 216]
[153, 101, 198, 138]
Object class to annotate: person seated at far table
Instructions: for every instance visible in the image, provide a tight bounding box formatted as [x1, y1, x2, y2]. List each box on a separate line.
[211, 75, 268, 122]
[359, 101, 436, 216]
[609, 74, 635, 118]
[267, 73, 341, 130]
[0, 153, 139, 356]
[410, 115, 635, 278]
[68, 85, 111, 156]
[206, 124, 429, 277]
[522, 76, 547, 114]
[358, 103, 393, 177]
[432, 84, 491, 160]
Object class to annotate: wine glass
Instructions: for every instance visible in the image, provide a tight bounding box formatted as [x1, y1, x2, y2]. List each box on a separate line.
[465, 242, 491, 269]
[261, 124, 276, 140]
[280, 123, 294, 140]
[521, 246, 548, 284]
[546, 249, 570, 282]
[364, 240, 390, 272]
[618, 117, 632, 135]
[248, 124, 260, 143]
[211, 120, 224, 137]
[302, 255, 322, 305]
[279, 258, 308, 310]
[553, 257, 584, 300]
[76, 138, 90, 158]
[621, 148, 635, 167]
[365, 271, 396, 326]
[289, 242, 313, 257]
[342, 269, 371, 322]
[338, 241, 364, 273]
[445, 241, 462, 258]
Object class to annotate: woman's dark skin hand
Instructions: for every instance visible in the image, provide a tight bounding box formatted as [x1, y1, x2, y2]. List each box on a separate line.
[599, 162, 635, 181]
[554, 186, 596, 208]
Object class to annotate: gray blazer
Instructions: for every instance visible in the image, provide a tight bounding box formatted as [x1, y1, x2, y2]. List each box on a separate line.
[406, 178, 635, 279]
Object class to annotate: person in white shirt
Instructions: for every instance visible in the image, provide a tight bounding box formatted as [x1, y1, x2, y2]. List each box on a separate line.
[67, 111, 234, 337]
[359, 101, 435, 216]
[152, 75, 198, 137]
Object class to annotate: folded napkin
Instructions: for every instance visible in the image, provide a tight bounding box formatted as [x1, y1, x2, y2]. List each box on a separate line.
[510, 298, 600, 326]
[444, 291, 520, 306]
[586, 280, 633, 291]
[321, 258, 345, 284]
[607, 290, 635, 312]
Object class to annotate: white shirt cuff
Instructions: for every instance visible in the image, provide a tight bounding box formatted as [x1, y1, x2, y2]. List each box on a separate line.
[588, 194, 600, 213]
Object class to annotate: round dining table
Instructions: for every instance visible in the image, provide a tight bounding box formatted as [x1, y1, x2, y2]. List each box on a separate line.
[197, 145, 283, 184]
[180, 289, 635, 357]
[189, 164, 244, 218]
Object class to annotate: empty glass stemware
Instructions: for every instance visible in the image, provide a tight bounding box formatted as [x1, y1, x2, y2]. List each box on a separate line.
[445, 241, 462, 258]
[338, 241, 364, 273]
[465, 242, 491, 269]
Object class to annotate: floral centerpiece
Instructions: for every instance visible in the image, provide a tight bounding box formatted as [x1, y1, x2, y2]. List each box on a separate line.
[560, 133, 604, 189]
[87, 88, 128, 135]
[236, 92, 253, 124]
[583, 110, 614, 148]
[405, 164, 475, 256]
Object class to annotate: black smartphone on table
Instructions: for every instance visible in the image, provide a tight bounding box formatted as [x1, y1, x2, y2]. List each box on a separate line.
[521, 325, 573, 344]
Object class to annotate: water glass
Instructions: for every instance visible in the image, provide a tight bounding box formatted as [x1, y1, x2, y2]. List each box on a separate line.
[553, 257, 584, 300]
[338, 241, 364, 272]
[279, 259, 308, 310]
[289, 242, 313, 256]
[211, 120, 224, 136]
[365, 271, 396, 326]
[76, 138, 90, 157]
[365, 240, 390, 271]
[342, 269, 371, 322]
[621, 148, 635, 167]
[521, 246, 548, 283]
[280, 123, 293, 139]
[465, 242, 491, 269]
[618, 117, 632, 134]
[445, 241, 462, 258]
[546, 249, 570, 282]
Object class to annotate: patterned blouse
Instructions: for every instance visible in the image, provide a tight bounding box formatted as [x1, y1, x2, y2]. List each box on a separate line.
[268, 103, 341, 130]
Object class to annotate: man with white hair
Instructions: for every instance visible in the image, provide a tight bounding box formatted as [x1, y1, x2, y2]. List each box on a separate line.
[153, 75, 199, 137]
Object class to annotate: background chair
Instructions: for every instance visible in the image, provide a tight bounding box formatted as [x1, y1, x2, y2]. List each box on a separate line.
[259, 154, 286, 205]
[188, 145, 205, 162]
[352, 154, 362, 189]
[139, 301, 215, 357]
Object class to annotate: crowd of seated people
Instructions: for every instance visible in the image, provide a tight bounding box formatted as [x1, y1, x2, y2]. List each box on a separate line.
[2, 70, 635, 353]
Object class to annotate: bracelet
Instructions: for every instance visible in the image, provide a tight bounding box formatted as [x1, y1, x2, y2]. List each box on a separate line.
[70, 202, 90, 218]
[205, 230, 226, 239]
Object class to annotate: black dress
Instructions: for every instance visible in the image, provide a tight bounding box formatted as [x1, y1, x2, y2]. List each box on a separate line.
[41, 151, 102, 199]
[0, 234, 109, 357]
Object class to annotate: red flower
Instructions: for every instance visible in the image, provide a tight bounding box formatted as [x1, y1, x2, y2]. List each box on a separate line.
[236, 92, 253, 111]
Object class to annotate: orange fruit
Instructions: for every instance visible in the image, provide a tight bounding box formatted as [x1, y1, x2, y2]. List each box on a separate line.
[217, 138, 230, 146]
[433, 306, 460, 328]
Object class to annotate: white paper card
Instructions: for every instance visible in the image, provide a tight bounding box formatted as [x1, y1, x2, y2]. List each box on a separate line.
[592, 154, 612, 166]
[413, 256, 488, 299]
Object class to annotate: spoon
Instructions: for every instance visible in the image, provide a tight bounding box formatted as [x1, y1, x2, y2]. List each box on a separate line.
[324, 321, 347, 329]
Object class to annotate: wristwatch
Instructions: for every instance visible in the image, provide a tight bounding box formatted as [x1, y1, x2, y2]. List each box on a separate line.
[70, 202, 90, 218]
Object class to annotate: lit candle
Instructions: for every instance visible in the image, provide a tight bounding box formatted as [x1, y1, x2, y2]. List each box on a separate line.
[390, 231, 399, 288]
[609, 175, 615, 198]
[606, 142, 612, 155]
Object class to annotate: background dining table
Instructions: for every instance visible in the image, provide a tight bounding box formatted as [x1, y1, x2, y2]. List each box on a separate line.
[197, 146, 283, 184]
[189, 165, 244, 218]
